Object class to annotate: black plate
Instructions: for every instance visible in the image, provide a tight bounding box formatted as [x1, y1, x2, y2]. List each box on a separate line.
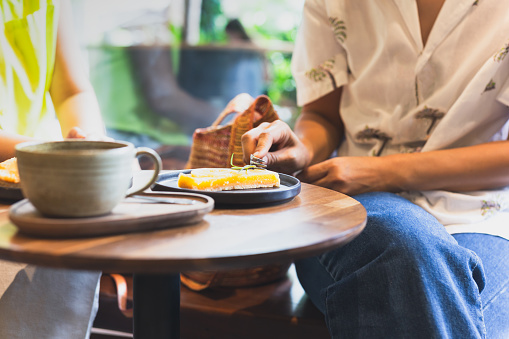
[153, 170, 301, 207]
[0, 185, 24, 202]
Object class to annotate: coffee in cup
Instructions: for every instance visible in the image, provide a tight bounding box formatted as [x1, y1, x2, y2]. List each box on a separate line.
[15, 140, 162, 218]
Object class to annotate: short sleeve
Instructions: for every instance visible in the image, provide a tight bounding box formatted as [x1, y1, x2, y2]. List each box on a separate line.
[496, 76, 509, 107]
[291, 0, 348, 106]
[494, 46, 509, 106]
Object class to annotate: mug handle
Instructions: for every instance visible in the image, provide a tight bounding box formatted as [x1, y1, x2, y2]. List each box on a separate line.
[125, 147, 162, 197]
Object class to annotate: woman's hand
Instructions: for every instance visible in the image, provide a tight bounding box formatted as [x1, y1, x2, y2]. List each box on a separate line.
[66, 127, 113, 141]
[242, 88, 343, 175]
[241, 120, 311, 175]
[297, 156, 398, 196]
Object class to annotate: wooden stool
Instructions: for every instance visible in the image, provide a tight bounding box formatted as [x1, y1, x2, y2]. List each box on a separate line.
[91, 265, 329, 339]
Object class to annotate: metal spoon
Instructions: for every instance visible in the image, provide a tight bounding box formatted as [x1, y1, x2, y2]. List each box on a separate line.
[129, 195, 197, 205]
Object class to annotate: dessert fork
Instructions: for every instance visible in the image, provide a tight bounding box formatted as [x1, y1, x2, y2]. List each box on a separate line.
[250, 154, 267, 169]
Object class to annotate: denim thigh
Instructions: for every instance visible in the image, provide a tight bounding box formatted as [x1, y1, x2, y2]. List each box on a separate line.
[452, 233, 509, 339]
[295, 192, 486, 339]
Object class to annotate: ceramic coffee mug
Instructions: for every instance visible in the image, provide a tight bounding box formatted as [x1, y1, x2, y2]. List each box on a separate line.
[15, 140, 162, 218]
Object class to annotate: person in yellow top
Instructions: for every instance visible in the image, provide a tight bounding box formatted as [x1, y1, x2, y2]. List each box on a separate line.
[0, 0, 108, 337]
[0, 0, 106, 157]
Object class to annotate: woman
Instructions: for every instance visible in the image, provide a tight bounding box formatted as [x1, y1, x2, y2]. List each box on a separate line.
[242, 0, 509, 338]
[0, 0, 108, 337]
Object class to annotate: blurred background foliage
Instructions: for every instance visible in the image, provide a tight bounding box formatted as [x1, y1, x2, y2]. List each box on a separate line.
[78, 0, 303, 113]
[197, 0, 302, 113]
[76, 0, 304, 147]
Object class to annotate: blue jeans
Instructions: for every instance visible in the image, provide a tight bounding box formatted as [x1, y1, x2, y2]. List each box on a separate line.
[295, 192, 509, 339]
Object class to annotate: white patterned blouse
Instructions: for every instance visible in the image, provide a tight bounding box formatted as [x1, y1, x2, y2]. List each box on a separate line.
[291, 0, 509, 240]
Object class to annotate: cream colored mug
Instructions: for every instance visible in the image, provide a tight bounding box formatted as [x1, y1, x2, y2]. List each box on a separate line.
[15, 140, 162, 218]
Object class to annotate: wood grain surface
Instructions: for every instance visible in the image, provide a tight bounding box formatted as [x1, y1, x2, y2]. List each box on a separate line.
[0, 172, 366, 274]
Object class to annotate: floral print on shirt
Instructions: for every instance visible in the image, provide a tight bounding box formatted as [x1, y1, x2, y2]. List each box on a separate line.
[305, 58, 337, 89]
[481, 198, 502, 217]
[494, 43, 509, 62]
[484, 79, 496, 92]
[329, 17, 347, 43]
[356, 126, 392, 156]
[415, 107, 446, 135]
[303, 17, 347, 90]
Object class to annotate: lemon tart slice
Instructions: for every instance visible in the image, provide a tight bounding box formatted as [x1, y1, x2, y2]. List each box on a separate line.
[177, 168, 280, 191]
[0, 157, 20, 184]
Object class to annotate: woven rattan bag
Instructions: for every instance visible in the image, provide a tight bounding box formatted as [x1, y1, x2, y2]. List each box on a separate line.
[182, 93, 291, 290]
[187, 94, 279, 169]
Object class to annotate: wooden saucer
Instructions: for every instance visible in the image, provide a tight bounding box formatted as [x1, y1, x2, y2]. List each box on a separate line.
[9, 192, 214, 238]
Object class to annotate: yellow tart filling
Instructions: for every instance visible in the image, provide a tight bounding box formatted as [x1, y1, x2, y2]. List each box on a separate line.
[0, 158, 19, 183]
[177, 168, 280, 191]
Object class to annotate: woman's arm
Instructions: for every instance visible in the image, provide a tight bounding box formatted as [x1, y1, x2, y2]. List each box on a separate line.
[299, 134, 509, 195]
[50, 0, 106, 139]
[385, 141, 509, 192]
[296, 88, 509, 195]
[244, 86, 509, 194]
[295, 87, 344, 165]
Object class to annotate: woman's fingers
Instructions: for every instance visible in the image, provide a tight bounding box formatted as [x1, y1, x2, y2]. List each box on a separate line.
[65, 127, 113, 141]
[242, 121, 292, 163]
[65, 127, 86, 139]
[241, 120, 311, 173]
[241, 122, 268, 161]
[297, 162, 329, 184]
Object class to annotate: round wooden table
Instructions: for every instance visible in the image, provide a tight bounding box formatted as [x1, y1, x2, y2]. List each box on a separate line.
[0, 179, 366, 339]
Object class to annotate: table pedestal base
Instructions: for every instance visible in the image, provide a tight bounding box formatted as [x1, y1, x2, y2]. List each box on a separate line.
[133, 273, 181, 339]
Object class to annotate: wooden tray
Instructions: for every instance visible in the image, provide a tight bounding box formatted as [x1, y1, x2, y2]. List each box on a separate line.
[8, 192, 214, 238]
